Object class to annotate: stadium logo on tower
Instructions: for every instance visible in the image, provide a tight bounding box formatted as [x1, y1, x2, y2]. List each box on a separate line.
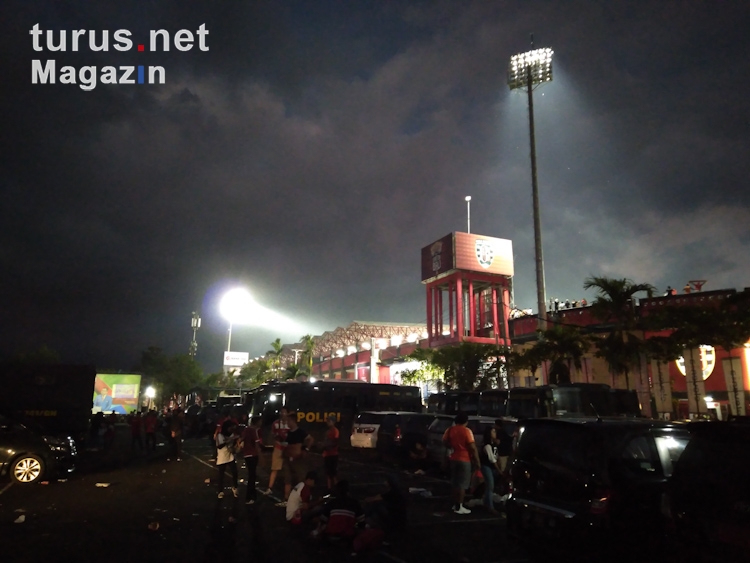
[676, 345, 716, 380]
[475, 239, 494, 269]
[430, 241, 443, 274]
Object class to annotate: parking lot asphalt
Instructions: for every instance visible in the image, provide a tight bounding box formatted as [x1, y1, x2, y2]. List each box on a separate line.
[0, 425, 530, 563]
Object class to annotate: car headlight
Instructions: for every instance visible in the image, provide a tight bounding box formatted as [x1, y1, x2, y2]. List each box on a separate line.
[43, 435, 70, 452]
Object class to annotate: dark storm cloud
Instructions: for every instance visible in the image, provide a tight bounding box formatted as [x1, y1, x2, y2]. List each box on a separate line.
[2, 1, 749, 370]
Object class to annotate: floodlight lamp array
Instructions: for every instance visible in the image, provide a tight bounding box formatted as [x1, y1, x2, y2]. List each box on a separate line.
[507, 48, 553, 90]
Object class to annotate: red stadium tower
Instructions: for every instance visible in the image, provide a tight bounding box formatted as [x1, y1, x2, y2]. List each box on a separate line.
[421, 232, 514, 348]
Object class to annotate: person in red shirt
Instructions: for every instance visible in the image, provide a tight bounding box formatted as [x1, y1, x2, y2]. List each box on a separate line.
[241, 416, 263, 505]
[143, 410, 158, 452]
[130, 411, 143, 451]
[316, 480, 364, 540]
[322, 415, 340, 491]
[442, 412, 480, 515]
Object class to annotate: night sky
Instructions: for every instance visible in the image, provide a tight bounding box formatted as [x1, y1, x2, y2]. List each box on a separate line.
[2, 1, 749, 372]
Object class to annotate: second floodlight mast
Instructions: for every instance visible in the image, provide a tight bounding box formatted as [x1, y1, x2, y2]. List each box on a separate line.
[507, 36, 553, 332]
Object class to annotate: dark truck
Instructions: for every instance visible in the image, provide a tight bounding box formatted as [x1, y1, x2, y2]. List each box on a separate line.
[0, 363, 96, 442]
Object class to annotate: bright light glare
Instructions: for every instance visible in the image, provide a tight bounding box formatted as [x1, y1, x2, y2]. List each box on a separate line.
[310, 377, 316, 383]
[220, 288, 256, 324]
[145, 386, 156, 398]
[465, 195, 471, 202]
[219, 287, 302, 332]
[508, 48, 554, 90]
[269, 394, 277, 402]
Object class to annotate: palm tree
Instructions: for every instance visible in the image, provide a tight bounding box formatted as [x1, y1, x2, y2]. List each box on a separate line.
[239, 358, 271, 388]
[583, 276, 655, 389]
[299, 334, 316, 375]
[284, 364, 303, 381]
[267, 338, 283, 375]
[537, 325, 593, 384]
[512, 345, 548, 387]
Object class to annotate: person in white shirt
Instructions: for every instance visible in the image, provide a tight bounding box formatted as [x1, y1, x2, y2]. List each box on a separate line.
[286, 471, 318, 524]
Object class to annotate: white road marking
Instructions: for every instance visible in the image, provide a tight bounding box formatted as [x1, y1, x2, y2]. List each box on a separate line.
[0, 482, 13, 496]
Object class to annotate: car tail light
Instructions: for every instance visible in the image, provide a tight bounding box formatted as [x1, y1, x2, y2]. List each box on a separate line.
[590, 490, 612, 515]
[361, 427, 376, 434]
[394, 426, 402, 443]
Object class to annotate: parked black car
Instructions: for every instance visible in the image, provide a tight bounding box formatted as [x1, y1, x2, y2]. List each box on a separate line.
[506, 417, 691, 560]
[0, 413, 78, 484]
[665, 421, 750, 563]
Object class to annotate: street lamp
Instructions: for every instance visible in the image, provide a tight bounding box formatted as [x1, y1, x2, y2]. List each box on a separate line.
[465, 196, 471, 233]
[145, 386, 156, 411]
[508, 39, 553, 332]
[292, 348, 303, 365]
[189, 311, 201, 358]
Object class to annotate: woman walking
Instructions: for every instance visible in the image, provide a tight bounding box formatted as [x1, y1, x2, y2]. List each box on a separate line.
[480, 426, 502, 515]
[216, 419, 239, 499]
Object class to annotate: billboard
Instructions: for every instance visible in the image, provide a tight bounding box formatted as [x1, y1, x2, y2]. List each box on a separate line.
[421, 232, 514, 282]
[93, 374, 142, 414]
[224, 351, 250, 367]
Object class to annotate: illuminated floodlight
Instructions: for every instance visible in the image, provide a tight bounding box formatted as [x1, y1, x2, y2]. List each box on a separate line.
[390, 335, 403, 347]
[145, 386, 156, 399]
[336, 349, 345, 357]
[507, 42, 554, 333]
[360, 341, 371, 350]
[347, 345, 357, 355]
[507, 48, 553, 90]
[220, 288, 256, 325]
[407, 333, 418, 343]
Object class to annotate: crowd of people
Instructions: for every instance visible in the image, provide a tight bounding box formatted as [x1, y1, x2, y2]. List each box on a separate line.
[202, 407, 511, 555]
[204, 405, 416, 553]
[98, 405, 509, 555]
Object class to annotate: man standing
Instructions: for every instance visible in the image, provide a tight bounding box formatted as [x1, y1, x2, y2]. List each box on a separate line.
[322, 414, 340, 491]
[282, 414, 314, 505]
[130, 411, 143, 451]
[241, 416, 263, 505]
[168, 407, 185, 462]
[143, 410, 158, 452]
[442, 412, 480, 515]
[265, 406, 290, 495]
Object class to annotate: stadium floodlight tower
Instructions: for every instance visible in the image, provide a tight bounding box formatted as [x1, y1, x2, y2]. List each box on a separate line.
[507, 39, 553, 332]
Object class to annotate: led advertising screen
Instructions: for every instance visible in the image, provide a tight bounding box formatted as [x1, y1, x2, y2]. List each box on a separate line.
[93, 373, 142, 414]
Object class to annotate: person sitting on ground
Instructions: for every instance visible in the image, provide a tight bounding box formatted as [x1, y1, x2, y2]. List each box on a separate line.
[286, 470, 325, 525]
[314, 480, 365, 542]
[363, 474, 407, 532]
[406, 438, 429, 475]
